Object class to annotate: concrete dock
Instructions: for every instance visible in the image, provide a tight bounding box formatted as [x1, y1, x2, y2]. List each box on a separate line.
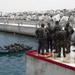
[25, 45, 75, 75]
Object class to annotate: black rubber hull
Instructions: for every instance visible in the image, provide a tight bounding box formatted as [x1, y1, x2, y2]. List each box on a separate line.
[0, 46, 32, 54]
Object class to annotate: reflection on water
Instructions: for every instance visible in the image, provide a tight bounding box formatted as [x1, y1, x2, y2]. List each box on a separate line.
[0, 32, 38, 75]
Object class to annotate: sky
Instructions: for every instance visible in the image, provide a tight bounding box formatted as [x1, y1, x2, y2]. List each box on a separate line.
[0, 0, 75, 13]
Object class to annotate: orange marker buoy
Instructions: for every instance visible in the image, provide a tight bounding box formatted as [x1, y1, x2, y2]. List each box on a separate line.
[14, 33, 16, 36]
[47, 53, 52, 57]
[44, 52, 52, 57]
[38, 54, 44, 57]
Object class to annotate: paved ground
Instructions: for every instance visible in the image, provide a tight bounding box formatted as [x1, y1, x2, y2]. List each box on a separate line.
[50, 45, 75, 67]
[35, 45, 75, 67]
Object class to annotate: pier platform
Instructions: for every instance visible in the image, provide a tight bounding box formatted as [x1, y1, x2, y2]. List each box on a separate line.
[25, 46, 75, 75]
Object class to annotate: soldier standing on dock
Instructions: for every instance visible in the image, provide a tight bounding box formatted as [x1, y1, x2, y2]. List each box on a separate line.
[55, 29, 67, 57]
[45, 23, 54, 53]
[65, 22, 74, 53]
[35, 23, 51, 57]
[53, 21, 62, 53]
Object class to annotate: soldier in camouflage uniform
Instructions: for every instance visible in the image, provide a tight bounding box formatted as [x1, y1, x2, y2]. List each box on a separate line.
[65, 22, 74, 53]
[55, 30, 67, 57]
[53, 21, 62, 53]
[35, 23, 48, 55]
[46, 23, 54, 53]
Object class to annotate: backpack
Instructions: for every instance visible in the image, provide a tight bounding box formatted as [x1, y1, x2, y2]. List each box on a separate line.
[56, 30, 66, 41]
[67, 26, 74, 34]
[54, 25, 62, 33]
[59, 30, 66, 41]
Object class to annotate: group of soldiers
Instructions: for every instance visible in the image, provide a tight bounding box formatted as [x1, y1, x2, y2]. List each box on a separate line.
[35, 21, 74, 58]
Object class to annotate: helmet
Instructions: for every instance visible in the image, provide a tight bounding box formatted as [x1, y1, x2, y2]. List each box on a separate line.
[41, 23, 45, 27]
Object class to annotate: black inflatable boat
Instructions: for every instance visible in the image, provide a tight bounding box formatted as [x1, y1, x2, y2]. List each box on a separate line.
[0, 43, 32, 54]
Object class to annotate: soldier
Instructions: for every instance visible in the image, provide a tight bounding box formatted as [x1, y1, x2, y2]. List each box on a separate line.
[53, 21, 62, 53]
[46, 23, 54, 53]
[65, 22, 74, 53]
[55, 30, 67, 57]
[53, 21, 62, 33]
[35, 23, 49, 56]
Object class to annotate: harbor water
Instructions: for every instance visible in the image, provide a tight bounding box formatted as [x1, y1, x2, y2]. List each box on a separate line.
[0, 31, 38, 75]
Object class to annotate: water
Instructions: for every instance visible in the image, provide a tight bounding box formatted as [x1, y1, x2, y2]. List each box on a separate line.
[0, 32, 38, 75]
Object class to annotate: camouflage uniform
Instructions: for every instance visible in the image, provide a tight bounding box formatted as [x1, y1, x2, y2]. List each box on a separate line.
[35, 24, 48, 55]
[46, 23, 54, 52]
[53, 21, 62, 53]
[55, 30, 66, 57]
[65, 23, 74, 53]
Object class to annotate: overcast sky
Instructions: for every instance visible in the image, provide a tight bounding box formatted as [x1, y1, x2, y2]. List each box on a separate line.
[0, 0, 75, 13]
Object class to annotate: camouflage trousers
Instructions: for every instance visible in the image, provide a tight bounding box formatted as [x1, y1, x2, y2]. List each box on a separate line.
[65, 37, 71, 53]
[55, 40, 66, 57]
[38, 39, 48, 54]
